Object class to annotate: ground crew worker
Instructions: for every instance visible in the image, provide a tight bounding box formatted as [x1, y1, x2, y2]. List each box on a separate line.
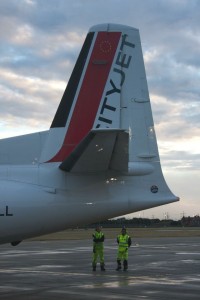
[92, 225, 105, 271]
[116, 227, 131, 271]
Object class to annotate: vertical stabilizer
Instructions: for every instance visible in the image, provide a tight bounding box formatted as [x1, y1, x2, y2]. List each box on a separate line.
[40, 23, 153, 164]
[40, 24, 125, 163]
[39, 22, 176, 212]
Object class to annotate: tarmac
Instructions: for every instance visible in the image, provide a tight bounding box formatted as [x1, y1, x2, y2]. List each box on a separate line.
[0, 236, 200, 299]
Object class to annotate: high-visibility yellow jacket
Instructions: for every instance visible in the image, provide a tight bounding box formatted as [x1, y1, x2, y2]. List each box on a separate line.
[117, 234, 131, 251]
[93, 231, 104, 249]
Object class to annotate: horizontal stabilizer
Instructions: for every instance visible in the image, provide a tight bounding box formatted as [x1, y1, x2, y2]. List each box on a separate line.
[59, 129, 127, 173]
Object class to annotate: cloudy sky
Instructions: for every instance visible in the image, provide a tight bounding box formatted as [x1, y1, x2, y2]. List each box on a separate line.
[0, 0, 199, 219]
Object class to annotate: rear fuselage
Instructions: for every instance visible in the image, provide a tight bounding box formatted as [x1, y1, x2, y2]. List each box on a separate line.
[0, 163, 178, 245]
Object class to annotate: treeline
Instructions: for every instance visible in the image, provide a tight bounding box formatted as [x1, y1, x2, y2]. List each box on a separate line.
[181, 216, 200, 227]
[91, 215, 200, 228]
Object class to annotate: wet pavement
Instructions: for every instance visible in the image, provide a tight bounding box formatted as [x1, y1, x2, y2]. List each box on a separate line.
[0, 237, 200, 299]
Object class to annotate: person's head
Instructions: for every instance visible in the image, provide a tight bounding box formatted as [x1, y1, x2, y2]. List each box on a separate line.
[121, 227, 126, 235]
[96, 225, 102, 232]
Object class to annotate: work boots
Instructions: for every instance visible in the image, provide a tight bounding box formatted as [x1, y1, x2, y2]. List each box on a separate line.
[92, 263, 105, 271]
[92, 264, 96, 271]
[123, 260, 128, 271]
[100, 263, 106, 271]
[116, 260, 122, 271]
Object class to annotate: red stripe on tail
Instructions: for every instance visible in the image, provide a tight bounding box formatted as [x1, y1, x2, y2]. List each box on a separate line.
[48, 32, 121, 162]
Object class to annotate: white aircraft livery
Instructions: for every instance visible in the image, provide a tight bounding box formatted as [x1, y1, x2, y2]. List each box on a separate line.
[0, 24, 179, 246]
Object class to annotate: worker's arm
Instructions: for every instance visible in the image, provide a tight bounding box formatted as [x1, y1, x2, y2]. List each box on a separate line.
[98, 234, 104, 242]
[93, 234, 104, 243]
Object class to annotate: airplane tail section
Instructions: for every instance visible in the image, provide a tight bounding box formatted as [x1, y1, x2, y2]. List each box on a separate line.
[40, 23, 160, 171]
[40, 23, 178, 208]
[40, 25, 123, 163]
[0, 24, 179, 247]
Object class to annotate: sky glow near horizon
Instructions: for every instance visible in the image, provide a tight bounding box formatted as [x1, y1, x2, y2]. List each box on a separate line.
[0, 0, 199, 219]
